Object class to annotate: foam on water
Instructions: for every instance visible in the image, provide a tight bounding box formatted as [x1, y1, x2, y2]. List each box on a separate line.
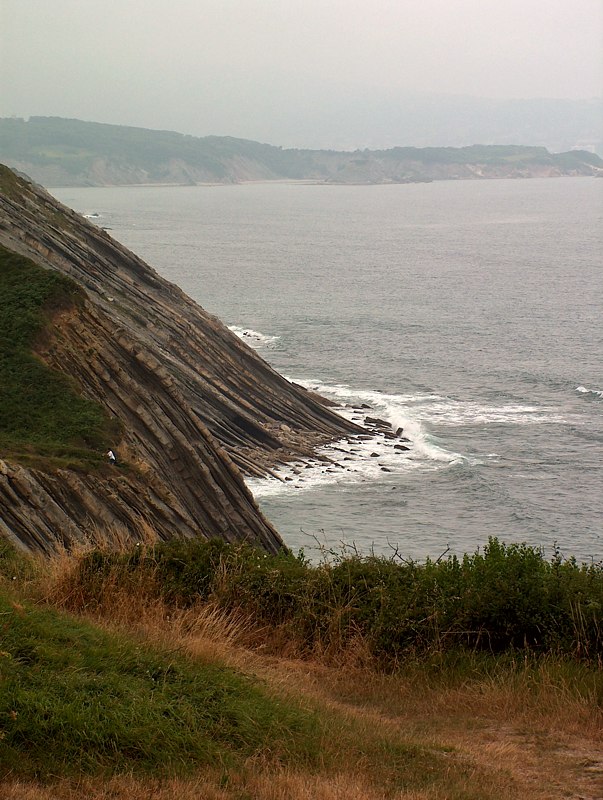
[576, 385, 603, 401]
[246, 377, 486, 499]
[245, 359, 576, 499]
[228, 325, 280, 348]
[293, 377, 572, 430]
[234, 329, 576, 500]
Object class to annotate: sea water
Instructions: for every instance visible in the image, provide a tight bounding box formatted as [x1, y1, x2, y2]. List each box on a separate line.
[53, 178, 603, 563]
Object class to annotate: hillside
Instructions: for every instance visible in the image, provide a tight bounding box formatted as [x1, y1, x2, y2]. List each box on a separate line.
[0, 537, 601, 799]
[1, 117, 601, 187]
[0, 164, 367, 554]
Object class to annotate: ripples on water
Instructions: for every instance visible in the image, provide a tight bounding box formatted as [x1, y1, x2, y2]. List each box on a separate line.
[54, 178, 603, 563]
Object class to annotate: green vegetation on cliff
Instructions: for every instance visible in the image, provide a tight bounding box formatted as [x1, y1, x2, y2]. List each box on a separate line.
[378, 143, 603, 166]
[0, 244, 118, 469]
[0, 116, 295, 182]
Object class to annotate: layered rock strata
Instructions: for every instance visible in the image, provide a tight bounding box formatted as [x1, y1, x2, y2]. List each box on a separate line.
[0, 166, 361, 554]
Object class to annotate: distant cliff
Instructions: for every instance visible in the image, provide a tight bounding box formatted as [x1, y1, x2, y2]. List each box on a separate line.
[0, 165, 362, 555]
[1, 117, 601, 187]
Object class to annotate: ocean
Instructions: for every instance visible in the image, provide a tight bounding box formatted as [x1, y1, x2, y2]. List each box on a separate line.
[53, 178, 603, 563]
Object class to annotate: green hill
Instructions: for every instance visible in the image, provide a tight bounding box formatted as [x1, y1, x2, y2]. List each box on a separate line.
[1, 116, 600, 186]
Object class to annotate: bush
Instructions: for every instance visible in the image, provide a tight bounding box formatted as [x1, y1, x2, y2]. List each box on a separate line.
[68, 537, 603, 666]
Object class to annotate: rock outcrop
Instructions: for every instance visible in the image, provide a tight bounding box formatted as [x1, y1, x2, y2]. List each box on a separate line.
[0, 166, 361, 554]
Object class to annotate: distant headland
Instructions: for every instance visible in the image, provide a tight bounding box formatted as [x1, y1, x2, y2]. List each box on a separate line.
[1, 116, 601, 188]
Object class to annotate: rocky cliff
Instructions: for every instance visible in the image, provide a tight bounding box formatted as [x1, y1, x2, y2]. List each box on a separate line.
[0, 166, 361, 555]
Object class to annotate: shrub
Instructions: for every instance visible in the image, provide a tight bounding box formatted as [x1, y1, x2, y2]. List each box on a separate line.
[64, 537, 603, 666]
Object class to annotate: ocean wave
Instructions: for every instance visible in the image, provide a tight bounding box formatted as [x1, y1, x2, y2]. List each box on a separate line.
[291, 378, 569, 427]
[576, 385, 603, 401]
[246, 380, 489, 499]
[245, 443, 436, 500]
[228, 325, 280, 348]
[247, 375, 577, 499]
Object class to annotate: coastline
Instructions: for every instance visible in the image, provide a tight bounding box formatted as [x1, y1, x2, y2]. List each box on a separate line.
[44, 172, 599, 189]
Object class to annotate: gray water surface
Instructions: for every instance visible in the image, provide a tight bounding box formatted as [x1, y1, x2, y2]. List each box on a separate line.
[54, 178, 603, 562]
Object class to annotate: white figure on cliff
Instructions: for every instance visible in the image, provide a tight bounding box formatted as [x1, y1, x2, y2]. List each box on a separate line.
[107, 449, 116, 465]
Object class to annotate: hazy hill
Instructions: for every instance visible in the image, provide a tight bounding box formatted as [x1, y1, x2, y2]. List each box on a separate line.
[261, 94, 603, 155]
[1, 116, 601, 187]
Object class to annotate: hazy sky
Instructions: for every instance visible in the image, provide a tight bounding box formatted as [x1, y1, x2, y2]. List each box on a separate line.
[2, 0, 602, 146]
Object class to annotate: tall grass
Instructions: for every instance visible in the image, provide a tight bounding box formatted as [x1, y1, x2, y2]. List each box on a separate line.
[1, 537, 601, 799]
[43, 537, 603, 667]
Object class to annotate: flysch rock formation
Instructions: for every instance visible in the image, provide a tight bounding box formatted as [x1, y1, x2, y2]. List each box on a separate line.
[0, 165, 362, 555]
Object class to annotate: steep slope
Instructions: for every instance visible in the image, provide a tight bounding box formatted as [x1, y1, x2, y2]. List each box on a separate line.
[0, 166, 359, 554]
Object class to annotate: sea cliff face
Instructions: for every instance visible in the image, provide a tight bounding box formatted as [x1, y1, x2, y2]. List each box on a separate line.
[0, 166, 359, 554]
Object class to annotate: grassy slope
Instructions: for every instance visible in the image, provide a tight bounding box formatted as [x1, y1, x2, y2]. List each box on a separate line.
[0, 590, 323, 779]
[0, 244, 118, 470]
[0, 538, 601, 799]
[0, 539, 466, 797]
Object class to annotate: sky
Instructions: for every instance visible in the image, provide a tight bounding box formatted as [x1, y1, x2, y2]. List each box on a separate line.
[1, 0, 602, 147]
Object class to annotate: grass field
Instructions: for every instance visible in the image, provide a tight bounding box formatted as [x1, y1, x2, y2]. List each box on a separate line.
[0, 538, 601, 799]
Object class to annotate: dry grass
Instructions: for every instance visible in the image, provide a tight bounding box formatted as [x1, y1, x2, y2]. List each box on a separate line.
[4, 546, 602, 800]
[5, 750, 600, 800]
[0, 771, 425, 800]
[251, 660, 603, 799]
